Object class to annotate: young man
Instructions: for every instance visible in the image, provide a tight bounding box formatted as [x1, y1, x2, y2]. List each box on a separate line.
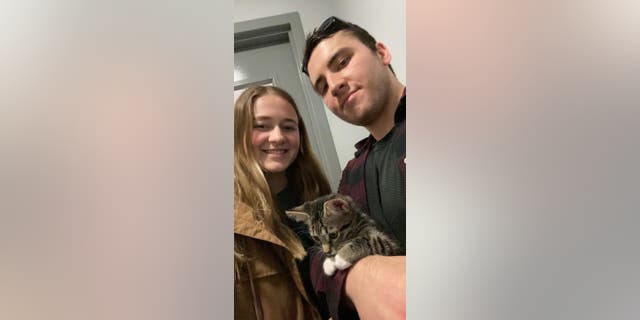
[301, 16, 406, 320]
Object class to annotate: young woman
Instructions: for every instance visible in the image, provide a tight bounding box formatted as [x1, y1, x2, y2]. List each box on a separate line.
[233, 85, 332, 319]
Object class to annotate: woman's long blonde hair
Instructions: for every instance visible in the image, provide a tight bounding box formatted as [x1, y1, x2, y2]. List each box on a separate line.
[234, 85, 332, 261]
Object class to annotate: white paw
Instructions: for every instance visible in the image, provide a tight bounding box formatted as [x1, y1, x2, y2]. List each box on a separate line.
[323, 257, 336, 276]
[334, 255, 352, 270]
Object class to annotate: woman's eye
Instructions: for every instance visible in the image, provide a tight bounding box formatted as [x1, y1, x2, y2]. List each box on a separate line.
[253, 124, 267, 130]
[283, 125, 298, 131]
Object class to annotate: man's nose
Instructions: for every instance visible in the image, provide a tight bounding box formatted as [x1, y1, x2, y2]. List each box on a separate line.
[329, 76, 348, 98]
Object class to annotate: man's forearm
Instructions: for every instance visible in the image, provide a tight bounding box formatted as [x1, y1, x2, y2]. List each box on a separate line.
[345, 255, 406, 320]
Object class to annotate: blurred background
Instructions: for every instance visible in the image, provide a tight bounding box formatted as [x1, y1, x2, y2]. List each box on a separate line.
[1, 0, 638, 319]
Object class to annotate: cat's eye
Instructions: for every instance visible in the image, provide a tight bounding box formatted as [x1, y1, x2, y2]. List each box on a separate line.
[329, 233, 338, 240]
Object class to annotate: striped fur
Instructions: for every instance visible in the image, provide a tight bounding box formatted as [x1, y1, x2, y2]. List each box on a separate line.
[286, 193, 403, 275]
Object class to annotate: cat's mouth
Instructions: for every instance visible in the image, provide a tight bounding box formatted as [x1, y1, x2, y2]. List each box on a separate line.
[321, 243, 334, 256]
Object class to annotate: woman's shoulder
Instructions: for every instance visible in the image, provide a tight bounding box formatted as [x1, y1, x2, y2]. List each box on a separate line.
[234, 201, 256, 227]
[234, 202, 287, 248]
[234, 201, 253, 214]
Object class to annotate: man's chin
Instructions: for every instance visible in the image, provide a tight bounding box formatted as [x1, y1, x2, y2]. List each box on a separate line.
[343, 115, 373, 127]
[337, 113, 364, 126]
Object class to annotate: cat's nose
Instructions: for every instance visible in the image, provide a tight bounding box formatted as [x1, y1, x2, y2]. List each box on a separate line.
[322, 244, 330, 253]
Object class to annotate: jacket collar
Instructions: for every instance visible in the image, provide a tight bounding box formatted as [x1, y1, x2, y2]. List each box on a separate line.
[234, 202, 287, 249]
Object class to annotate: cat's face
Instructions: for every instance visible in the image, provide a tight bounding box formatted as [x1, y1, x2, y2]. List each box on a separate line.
[286, 194, 357, 256]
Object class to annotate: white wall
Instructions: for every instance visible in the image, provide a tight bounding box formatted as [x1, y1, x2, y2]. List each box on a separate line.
[234, 0, 406, 170]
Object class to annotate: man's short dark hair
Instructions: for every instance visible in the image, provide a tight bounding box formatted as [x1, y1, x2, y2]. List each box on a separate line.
[301, 16, 379, 76]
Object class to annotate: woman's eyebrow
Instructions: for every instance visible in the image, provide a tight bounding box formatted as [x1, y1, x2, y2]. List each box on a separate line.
[254, 116, 298, 123]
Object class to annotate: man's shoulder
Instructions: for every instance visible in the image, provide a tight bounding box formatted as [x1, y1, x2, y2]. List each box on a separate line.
[343, 140, 369, 172]
[339, 151, 367, 192]
[353, 135, 373, 153]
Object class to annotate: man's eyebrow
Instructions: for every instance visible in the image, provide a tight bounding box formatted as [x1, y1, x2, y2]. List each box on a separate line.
[313, 48, 348, 92]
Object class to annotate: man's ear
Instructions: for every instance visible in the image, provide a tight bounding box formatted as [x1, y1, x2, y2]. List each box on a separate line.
[376, 42, 392, 65]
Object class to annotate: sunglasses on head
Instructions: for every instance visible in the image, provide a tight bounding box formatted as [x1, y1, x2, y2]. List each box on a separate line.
[318, 16, 344, 33]
[301, 16, 349, 74]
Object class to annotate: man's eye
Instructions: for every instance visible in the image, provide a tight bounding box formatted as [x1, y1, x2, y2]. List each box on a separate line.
[318, 83, 327, 95]
[338, 56, 351, 67]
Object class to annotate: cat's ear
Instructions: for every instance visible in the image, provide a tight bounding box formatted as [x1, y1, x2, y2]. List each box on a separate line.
[324, 198, 349, 217]
[285, 207, 310, 224]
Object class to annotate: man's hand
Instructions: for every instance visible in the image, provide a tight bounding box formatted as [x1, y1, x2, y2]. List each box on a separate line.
[345, 255, 406, 320]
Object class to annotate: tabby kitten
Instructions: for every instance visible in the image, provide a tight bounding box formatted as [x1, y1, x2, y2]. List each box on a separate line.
[286, 193, 403, 276]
